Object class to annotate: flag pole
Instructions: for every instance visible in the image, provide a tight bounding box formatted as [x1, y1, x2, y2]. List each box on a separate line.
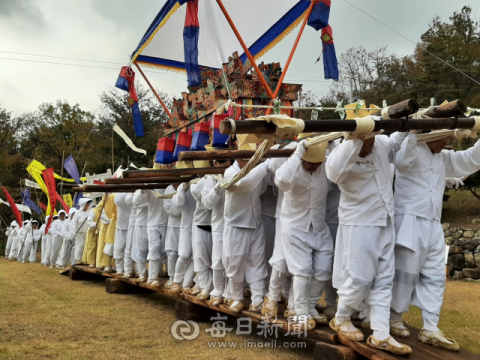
[215, 0, 275, 100]
[266, 1, 315, 115]
[134, 62, 173, 119]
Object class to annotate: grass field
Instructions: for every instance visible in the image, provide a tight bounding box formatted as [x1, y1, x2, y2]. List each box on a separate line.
[442, 189, 480, 229]
[1, 258, 479, 359]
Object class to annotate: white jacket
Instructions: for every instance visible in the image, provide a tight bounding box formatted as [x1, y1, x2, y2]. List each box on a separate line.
[276, 154, 330, 233]
[71, 209, 90, 236]
[146, 189, 169, 226]
[190, 177, 212, 226]
[133, 190, 148, 226]
[325, 134, 405, 227]
[201, 176, 225, 232]
[394, 133, 480, 222]
[51, 219, 65, 238]
[172, 185, 196, 229]
[114, 193, 131, 230]
[223, 161, 269, 229]
[163, 185, 182, 228]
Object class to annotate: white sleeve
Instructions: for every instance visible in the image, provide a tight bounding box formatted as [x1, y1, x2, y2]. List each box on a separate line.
[394, 133, 418, 174]
[441, 140, 480, 177]
[190, 177, 205, 201]
[202, 177, 222, 210]
[132, 189, 148, 208]
[226, 162, 268, 193]
[164, 186, 182, 216]
[275, 155, 302, 192]
[325, 139, 363, 184]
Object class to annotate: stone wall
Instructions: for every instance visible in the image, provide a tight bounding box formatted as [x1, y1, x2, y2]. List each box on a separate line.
[443, 223, 480, 280]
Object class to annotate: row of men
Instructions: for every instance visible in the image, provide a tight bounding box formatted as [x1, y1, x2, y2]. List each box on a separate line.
[4, 130, 479, 355]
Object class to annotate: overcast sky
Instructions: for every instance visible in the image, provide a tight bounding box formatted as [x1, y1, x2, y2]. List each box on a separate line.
[0, 0, 477, 116]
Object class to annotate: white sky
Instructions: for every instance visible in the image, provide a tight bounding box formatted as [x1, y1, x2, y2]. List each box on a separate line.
[0, 0, 477, 116]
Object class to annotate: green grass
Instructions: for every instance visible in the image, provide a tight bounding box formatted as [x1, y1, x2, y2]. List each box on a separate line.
[442, 189, 480, 229]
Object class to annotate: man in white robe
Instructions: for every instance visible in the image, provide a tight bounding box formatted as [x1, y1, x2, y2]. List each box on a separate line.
[56, 209, 77, 267]
[326, 132, 411, 355]
[5, 221, 18, 259]
[113, 193, 130, 276]
[50, 210, 67, 268]
[71, 199, 92, 264]
[389, 132, 480, 351]
[122, 194, 136, 278]
[163, 184, 182, 288]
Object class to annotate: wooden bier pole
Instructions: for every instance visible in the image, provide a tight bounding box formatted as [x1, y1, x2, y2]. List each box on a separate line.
[179, 149, 294, 161]
[220, 118, 476, 136]
[73, 183, 171, 193]
[422, 99, 467, 118]
[122, 167, 226, 179]
[58, 183, 76, 189]
[370, 99, 419, 118]
[134, 62, 173, 119]
[105, 176, 193, 185]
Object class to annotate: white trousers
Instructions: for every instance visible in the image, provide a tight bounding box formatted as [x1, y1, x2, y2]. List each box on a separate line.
[132, 225, 148, 263]
[193, 226, 213, 292]
[16, 237, 26, 260]
[113, 228, 128, 259]
[173, 227, 194, 286]
[5, 236, 13, 258]
[223, 224, 267, 306]
[22, 240, 34, 262]
[391, 214, 445, 330]
[262, 214, 276, 275]
[165, 226, 180, 278]
[49, 235, 63, 265]
[282, 224, 334, 279]
[44, 236, 53, 264]
[333, 219, 395, 332]
[74, 232, 86, 264]
[147, 225, 167, 262]
[57, 238, 71, 267]
[269, 220, 289, 274]
[325, 223, 339, 308]
[124, 224, 135, 274]
[210, 231, 226, 298]
[266, 268, 292, 302]
[29, 241, 39, 262]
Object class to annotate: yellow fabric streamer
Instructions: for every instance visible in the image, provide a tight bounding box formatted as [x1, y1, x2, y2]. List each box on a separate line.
[63, 194, 73, 208]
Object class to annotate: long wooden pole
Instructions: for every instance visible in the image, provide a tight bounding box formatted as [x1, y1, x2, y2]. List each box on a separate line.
[179, 149, 292, 161]
[105, 176, 193, 184]
[122, 167, 226, 179]
[266, 1, 315, 115]
[134, 62, 173, 119]
[215, 0, 275, 99]
[220, 118, 476, 135]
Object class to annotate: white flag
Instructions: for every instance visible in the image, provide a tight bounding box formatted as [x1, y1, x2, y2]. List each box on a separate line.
[25, 179, 42, 189]
[113, 124, 147, 155]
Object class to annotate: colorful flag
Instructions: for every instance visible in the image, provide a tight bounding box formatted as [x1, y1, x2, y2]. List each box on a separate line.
[308, 0, 331, 30]
[1, 186, 23, 228]
[42, 168, 57, 231]
[55, 192, 69, 214]
[113, 124, 147, 155]
[183, 0, 201, 87]
[115, 66, 144, 137]
[63, 155, 81, 184]
[320, 25, 338, 80]
[39, 202, 47, 211]
[21, 188, 41, 215]
[63, 194, 73, 208]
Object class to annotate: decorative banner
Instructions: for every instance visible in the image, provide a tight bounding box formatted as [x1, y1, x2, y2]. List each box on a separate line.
[191, 121, 210, 151]
[21, 188, 41, 215]
[55, 192, 69, 214]
[39, 202, 48, 211]
[63, 194, 73, 208]
[63, 155, 81, 184]
[320, 25, 338, 81]
[73, 193, 83, 209]
[173, 131, 192, 162]
[212, 113, 230, 148]
[42, 168, 57, 230]
[115, 66, 144, 137]
[25, 179, 41, 189]
[85, 169, 112, 199]
[0, 198, 9, 206]
[1, 186, 23, 228]
[28, 159, 86, 184]
[113, 124, 147, 155]
[156, 137, 175, 164]
[16, 204, 31, 214]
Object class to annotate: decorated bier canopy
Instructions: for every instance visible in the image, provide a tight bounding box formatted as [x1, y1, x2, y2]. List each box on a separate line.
[172, 131, 192, 162]
[115, 66, 144, 137]
[212, 113, 229, 148]
[156, 137, 176, 164]
[130, 0, 338, 134]
[191, 120, 210, 151]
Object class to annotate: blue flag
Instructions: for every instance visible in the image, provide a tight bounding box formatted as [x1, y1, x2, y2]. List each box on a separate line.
[21, 188, 41, 215]
[63, 155, 81, 184]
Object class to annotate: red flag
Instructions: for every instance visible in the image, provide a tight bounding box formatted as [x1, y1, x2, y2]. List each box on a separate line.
[55, 192, 69, 214]
[93, 180, 105, 185]
[42, 168, 57, 233]
[1, 186, 23, 228]
[39, 202, 47, 211]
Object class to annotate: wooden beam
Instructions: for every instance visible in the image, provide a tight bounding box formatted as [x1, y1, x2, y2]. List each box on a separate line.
[122, 167, 225, 179]
[179, 149, 293, 161]
[220, 117, 476, 135]
[73, 183, 170, 193]
[313, 343, 358, 360]
[370, 98, 419, 118]
[105, 176, 192, 184]
[422, 99, 467, 118]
